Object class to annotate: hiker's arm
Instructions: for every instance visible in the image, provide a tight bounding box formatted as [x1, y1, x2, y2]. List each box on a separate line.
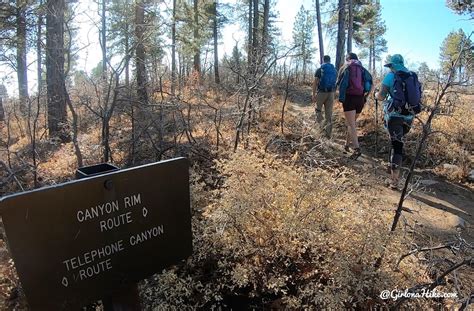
[376, 84, 390, 100]
[312, 77, 319, 101]
[336, 66, 345, 85]
[366, 71, 373, 95]
[363, 69, 372, 101]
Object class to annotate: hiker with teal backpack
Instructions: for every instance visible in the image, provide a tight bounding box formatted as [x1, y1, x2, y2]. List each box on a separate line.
[337, 53, 373, 159]
[376, 54, 422, 189]
[312, 55, 337, 138]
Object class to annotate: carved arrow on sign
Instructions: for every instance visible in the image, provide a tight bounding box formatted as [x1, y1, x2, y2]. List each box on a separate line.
[62, 277, 69, 287]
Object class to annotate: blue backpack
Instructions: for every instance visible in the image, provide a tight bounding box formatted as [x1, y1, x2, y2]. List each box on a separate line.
[389, 71, 422, 115]
[318, 63, 337, 92]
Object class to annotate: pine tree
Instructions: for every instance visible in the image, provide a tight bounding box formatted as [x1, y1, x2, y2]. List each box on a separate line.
[417, 62, 437, 83]
[292, 5, 315, 81]
[353, 0, 386, 72]
[228, 43, 243, 84]
[175, 0, 214, 80]
[439, 29, 474, 82]
[446, 0, 473, 19]
[0, 0, 33, 112]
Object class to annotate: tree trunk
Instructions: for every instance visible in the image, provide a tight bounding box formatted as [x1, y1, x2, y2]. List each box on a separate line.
[46, 0, 69, 142]
[247, 0, 253, 67]
[252, 0, 259, 58]
[101, 0, 109, 162]
[125, 15, 133, 163]
[33, 0, 44, 187]
[178, 51, 183, 90]
[193, 0, 201, 74]
[0, 98, 4, 122]
[125, 20, 130, 96]
[171, 0, 177, 94]
[213, 0, 220, 84]
[65, 86, 83, 168]
[262, 0, 269, 54]
[37, 0, 43, 99]
[368, 45, 372, 72]
[17, 0, 29, 113]
[135, 0, 147, 108]
[347, 0, 353, 53]
[302, 40, 306, 82]
[315, 0, 324, 64]
[101, 0, 106, 74]
[335, 0, 346, 71]
[372, 44, 375, 73]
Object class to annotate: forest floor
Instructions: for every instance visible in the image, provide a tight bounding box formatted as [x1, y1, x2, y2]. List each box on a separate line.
[0, 85, 472, 309]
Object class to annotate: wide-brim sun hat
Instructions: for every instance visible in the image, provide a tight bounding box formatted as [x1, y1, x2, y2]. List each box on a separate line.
[384, 54, 407, 71]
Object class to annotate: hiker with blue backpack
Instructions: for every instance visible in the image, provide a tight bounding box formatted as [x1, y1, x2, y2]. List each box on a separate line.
[337, 53, 373, 159]
[376, 54, 422, 189]
[312, 55, 337, 138]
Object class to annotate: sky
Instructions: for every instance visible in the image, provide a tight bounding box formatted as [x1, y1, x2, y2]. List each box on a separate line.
[1, 0, 473, 96]
[270, 0, 473, 70]
[378, 0, 472, 69]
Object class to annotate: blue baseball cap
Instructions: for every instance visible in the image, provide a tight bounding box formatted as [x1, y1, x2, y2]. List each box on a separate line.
[384, 54, 407, 71]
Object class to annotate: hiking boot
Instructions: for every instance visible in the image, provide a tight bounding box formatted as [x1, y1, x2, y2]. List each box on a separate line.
[349, 148, 361, 160]
[385, 178, 400, 190]
[343, 144, 351, 154]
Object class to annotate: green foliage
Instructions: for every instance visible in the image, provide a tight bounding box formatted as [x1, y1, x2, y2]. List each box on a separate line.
[446, 0, 474, 18]
[417, 62, 438, 83]
[439, 29, 474, 81]
[175, 0, 214, 61]
[292, 5, 315, 75]
[108, 0, 135, 57]
[354, 1, 387, 67]
[0, 0, 40, 69]
[228, 44, 243, 71]
[324, 0, 387, 69]
[106, 0, 164, 73]
[90, 61, 105, 81]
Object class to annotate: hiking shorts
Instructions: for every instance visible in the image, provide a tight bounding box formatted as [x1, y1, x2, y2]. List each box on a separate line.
[343, 94, 365, 113]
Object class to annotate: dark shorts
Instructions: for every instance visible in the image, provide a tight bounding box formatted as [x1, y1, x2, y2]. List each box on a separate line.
[343, 95, 365, 113]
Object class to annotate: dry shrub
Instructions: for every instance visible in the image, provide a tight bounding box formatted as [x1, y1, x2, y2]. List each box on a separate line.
[428, 100, 473, 180]
[141, 150, 439, 309]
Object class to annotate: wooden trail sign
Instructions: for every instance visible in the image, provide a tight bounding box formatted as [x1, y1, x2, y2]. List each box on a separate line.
[0, 158, 193, 310]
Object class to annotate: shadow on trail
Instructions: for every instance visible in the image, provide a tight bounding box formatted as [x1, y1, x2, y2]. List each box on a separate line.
[411, 182, 474, 224]
[287, 86, 312, 108]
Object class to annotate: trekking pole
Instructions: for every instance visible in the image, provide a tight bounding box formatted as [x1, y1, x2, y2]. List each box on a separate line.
[373, 89, 379, 157]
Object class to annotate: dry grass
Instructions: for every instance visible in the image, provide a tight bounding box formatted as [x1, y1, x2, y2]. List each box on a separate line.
[0, 82, 472, 309]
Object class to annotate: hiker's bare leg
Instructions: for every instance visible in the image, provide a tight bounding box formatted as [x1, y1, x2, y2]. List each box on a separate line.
[391, 168, 400, 183]
[344, 110, 359, 149]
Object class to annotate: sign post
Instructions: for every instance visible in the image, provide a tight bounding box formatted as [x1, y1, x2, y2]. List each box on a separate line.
[76, 162, 139, 310]
[0, 158, 192, 310]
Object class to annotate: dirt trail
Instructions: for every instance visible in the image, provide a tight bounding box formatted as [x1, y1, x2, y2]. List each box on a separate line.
[288, 92, 473, 242]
